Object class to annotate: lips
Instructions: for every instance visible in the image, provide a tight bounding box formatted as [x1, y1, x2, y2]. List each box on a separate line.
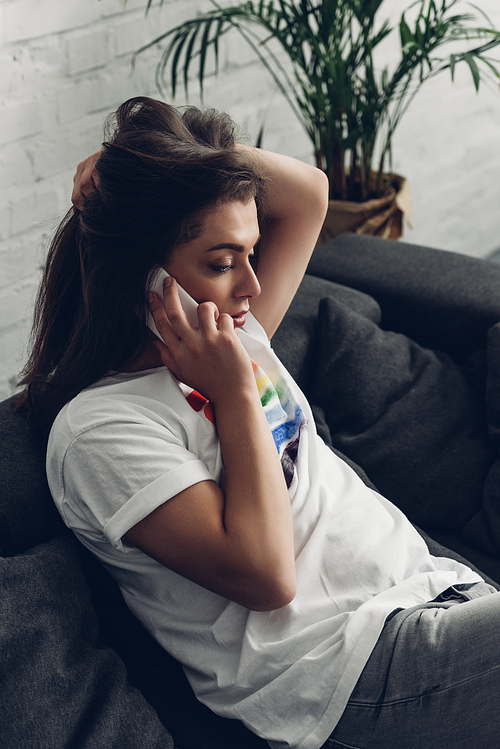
[231, 311, 248, 328]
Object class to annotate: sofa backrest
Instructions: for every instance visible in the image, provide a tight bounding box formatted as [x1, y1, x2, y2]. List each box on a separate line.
[0, 395, 66, 556]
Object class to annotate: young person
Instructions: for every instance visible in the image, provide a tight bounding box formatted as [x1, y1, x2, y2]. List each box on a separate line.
[20, 97, 500, 749]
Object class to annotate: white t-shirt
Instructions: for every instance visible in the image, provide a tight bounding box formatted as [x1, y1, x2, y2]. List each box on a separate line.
[47, 311, 481, 749]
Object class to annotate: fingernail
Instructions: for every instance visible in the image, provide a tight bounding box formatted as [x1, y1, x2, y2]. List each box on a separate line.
[164, 276, 173, 287]
[148, 292, 155, 302]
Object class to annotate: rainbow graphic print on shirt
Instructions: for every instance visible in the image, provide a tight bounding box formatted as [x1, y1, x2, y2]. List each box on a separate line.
[251, 361, 306, 488]
[182, 361, 306, 489]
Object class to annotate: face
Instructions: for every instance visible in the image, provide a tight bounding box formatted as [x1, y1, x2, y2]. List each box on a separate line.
[164, 200, 261, 328]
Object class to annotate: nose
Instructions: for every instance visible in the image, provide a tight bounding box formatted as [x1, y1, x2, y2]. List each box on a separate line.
[236, 262, 261, 300]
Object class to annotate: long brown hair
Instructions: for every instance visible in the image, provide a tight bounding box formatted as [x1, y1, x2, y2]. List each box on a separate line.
[18, 97, 264, 441]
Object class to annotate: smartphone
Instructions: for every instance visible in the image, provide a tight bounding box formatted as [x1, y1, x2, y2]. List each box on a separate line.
[146, 269, 200, 339]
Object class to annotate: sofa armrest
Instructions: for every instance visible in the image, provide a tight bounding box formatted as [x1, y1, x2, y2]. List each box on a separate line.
[308, 234, 500, 361]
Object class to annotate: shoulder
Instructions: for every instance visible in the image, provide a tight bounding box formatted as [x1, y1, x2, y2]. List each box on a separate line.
[47, 367, 220, 499]
[48, 368, 202, 467]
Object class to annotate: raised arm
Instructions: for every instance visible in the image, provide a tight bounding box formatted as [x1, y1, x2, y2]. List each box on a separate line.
[71, 146, 329, 339]
[240, 145, 329, 338]
[124, 278, 297, 611]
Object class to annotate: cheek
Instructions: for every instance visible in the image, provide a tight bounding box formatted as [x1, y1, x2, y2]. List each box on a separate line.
[164, 261, 207, 300]
[200, 278, 231, 306]
[164, 257, 233, 307]
[182, 275, 229, 307]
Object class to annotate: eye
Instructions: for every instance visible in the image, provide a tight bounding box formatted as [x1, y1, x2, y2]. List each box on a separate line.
[210, 264, 235, 274]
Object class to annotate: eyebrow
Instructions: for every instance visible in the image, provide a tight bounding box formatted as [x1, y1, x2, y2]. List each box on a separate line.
[205, 243, 245, 253]
[205, 236, 261, 253]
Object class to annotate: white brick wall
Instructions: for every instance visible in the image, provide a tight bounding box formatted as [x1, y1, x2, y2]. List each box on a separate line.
[380, 0, 500, 259]
[1, 0, 500, 398]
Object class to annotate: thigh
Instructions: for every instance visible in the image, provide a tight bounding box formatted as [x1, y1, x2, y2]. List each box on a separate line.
[328, 587, 500, 749]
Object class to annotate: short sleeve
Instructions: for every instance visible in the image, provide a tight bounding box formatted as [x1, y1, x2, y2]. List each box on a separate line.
[51, 405, 215, 552]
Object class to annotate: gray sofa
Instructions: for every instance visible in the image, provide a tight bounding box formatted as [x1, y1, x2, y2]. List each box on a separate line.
[2, 232, 500, 748]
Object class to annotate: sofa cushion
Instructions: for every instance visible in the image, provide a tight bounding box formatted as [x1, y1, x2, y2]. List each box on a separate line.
[0, 395, 66, 556]
[0, 534, 173, 749]
[273, 273, 381, 389]
[77, 543, 271, 749]
[309, 234, 500, 361]
[461, 321, 500, 557]
[308, 296, 496, 533]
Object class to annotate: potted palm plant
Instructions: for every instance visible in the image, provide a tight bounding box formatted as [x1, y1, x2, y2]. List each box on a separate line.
[136, 0, 500, 240]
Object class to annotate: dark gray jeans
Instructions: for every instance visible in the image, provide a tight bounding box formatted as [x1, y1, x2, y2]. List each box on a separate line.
[325, 582, 499, 749]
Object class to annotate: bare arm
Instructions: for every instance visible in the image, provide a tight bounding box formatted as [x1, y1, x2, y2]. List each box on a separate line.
[124, 278, 297, 611]
[71, 147, 329, 339]
[240, 146, 329, 338]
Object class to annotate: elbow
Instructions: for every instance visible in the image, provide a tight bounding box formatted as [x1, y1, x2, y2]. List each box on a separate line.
[253, 586, 296, 612]
[316, 164, 329, 191]
[244, 575, 297, 612]
[316, 168, 330, 213]
[304, 165, 329, 222]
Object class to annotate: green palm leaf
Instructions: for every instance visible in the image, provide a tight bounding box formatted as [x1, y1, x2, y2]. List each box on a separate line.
[136, 0, 500, 201]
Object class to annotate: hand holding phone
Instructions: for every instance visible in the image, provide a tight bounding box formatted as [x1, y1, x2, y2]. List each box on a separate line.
[147, 269, 200, 338]
[147, 272, 255, 405]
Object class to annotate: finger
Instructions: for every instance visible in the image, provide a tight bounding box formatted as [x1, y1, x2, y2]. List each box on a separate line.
[72, 162, 84, 186]
[159, 277, 194, 335]
[215, 312, 235, 334]
[196, 301, 221, 331]
[148, 290, 180, 347]
[71, 163, 86, 209]
[71, 152, 101, 209]
[90, 162, 100, 188]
